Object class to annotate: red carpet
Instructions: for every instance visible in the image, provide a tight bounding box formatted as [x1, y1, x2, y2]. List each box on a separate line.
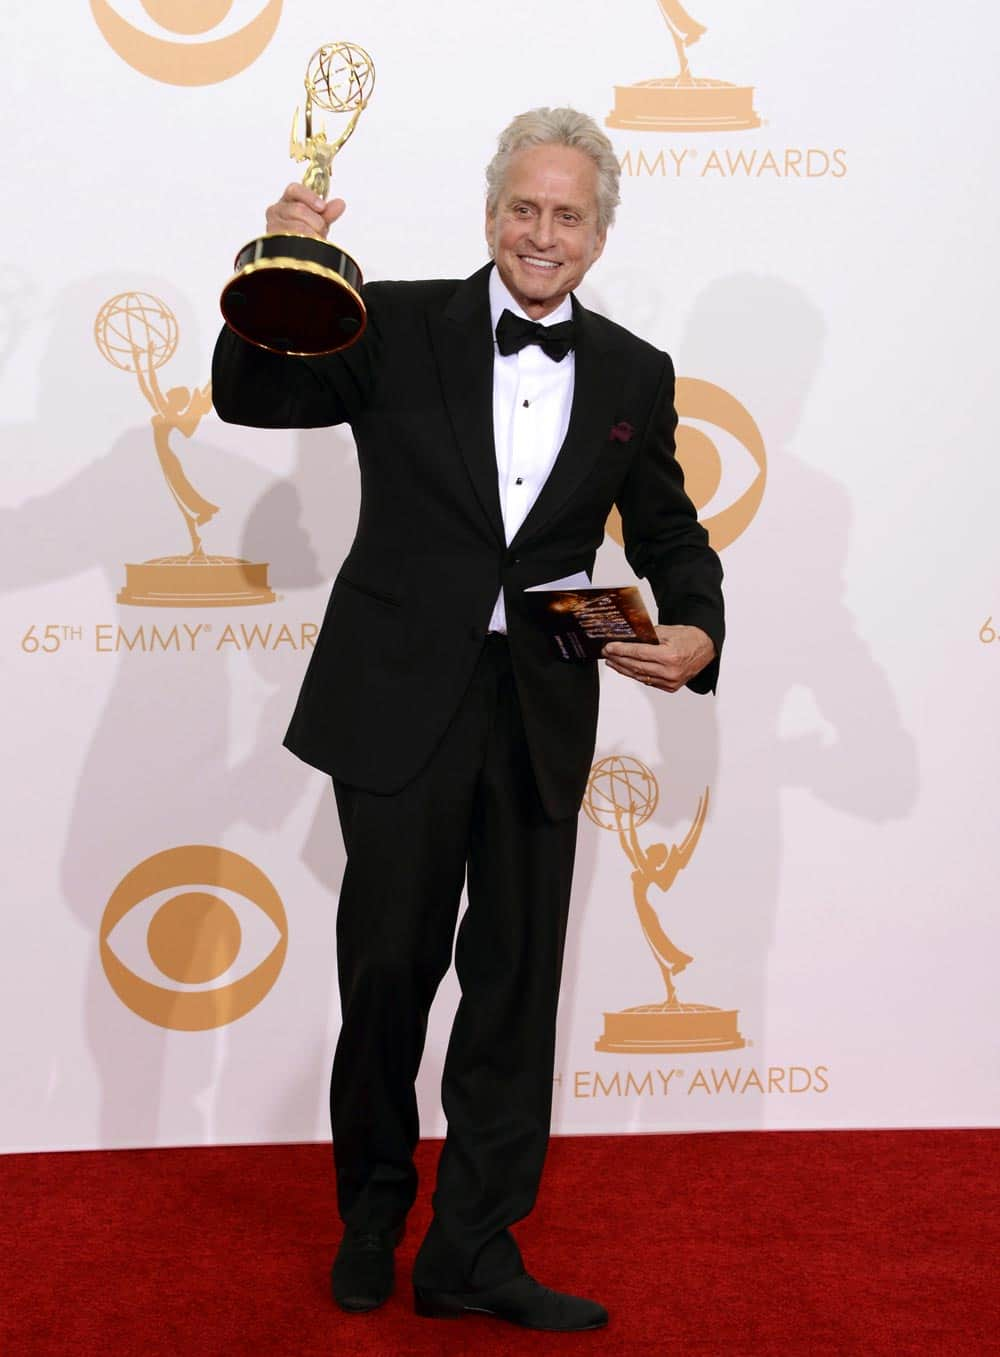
[2, 1131, 997, 1356]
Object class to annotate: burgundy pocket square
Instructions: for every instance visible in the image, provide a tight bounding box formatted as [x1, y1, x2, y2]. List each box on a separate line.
[609, 421, 634, 443]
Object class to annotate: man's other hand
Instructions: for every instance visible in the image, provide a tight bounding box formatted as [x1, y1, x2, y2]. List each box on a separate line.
[265, 183, 346, 239]
[603, 625, 715, 693]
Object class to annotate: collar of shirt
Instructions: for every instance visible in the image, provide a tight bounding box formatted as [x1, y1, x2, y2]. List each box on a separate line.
[488, 265, 574, 340]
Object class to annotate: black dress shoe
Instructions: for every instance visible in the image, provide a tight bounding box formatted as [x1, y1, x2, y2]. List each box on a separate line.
[331, 1225, 404, 1313]
[414, 1273, 608, 1331]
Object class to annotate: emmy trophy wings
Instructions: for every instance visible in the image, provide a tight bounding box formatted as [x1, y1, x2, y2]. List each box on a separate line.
[654, 787, 709, 888]
[621, 787, 709, 892]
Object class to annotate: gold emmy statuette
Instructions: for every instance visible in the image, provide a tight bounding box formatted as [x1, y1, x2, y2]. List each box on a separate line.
[220, 41, 375, 357]
[607, 0, 760, 133]
[95, 291, 275, 607]
[585, 755, 745, 1053]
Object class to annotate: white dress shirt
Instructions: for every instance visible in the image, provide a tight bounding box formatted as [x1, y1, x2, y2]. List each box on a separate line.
[487, 267, 576, 633]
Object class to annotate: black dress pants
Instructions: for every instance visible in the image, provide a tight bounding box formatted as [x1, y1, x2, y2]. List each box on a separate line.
[331, 635, 579, 1289]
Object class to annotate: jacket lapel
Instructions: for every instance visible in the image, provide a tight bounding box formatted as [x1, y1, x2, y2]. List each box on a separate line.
[510, 297, 627, 550]
[427, 263, 505, 545]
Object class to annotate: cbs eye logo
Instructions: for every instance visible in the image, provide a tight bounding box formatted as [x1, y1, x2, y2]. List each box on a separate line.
[607, 378, 767, 552]
[100, 846, 287, 1030]
[90, 0, 282, 86]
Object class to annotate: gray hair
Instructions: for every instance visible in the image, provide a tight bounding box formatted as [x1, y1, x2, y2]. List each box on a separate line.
[485, 107, 621, 233]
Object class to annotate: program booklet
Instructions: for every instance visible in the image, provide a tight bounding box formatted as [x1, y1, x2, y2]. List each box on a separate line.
[521, 585, 659, 662]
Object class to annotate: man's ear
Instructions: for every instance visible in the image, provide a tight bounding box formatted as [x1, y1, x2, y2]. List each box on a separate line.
[484, 205, 496, 258]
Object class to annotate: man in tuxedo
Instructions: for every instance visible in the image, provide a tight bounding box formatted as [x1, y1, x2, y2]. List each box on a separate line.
[212, 107, 723, 1333]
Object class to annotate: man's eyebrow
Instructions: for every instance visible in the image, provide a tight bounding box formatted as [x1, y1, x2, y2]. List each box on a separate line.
[506, 193, 588, 215]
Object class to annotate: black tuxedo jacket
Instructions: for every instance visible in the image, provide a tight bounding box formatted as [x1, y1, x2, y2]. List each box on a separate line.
[212, 263, 723, 819]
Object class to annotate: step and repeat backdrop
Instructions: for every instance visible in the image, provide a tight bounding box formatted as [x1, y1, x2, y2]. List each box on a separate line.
[2, 2, 998, 1152]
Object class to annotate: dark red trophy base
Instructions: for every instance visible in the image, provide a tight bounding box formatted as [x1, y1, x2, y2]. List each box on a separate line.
[220, 234, 366, 357]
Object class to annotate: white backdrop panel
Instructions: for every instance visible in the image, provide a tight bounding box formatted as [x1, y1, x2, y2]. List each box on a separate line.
[2, 1, 998, 1151]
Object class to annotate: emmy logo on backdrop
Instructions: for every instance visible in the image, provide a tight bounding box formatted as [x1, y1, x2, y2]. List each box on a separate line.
[95, 291, 275, 607]
[100, 846, 288, 1030]
[605, 378, 767, 554]
[585, 755, 745, 1053]
[607, 0, 760, 133]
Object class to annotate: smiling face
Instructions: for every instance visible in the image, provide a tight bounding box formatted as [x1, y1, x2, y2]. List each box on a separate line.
[485, 142, 607, 320]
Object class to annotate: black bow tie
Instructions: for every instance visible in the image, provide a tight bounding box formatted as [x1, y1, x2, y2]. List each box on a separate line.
[495, 308, 575, 363]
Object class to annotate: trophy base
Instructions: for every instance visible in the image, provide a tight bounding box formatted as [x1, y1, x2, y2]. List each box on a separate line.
[607, 78, 761, 132]
[118, 555, 276, 607]
[221, 234, 366, 357]
[595, 1002, 745, 1054]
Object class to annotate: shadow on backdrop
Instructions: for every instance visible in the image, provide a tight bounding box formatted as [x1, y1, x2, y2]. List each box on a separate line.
[555, 273, 918, 1129]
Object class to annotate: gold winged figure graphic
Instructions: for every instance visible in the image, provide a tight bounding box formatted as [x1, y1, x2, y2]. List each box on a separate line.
[95, 289, 275, 607]
[586, 755, 745, 1053]
[617, 787, 707, 1006]
[135, 342, 218, 556]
